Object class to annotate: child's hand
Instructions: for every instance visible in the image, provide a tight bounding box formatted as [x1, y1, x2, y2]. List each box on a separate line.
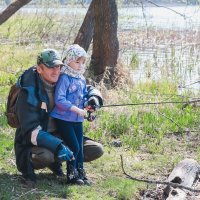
[71, 106, 87, 117]
[78, 109, 87, 117]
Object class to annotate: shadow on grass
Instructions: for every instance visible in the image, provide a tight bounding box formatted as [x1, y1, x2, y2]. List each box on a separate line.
[0, 172, 71, 200]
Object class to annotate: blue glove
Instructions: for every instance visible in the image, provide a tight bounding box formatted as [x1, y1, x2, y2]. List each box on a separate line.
[57, 144, 74, 161]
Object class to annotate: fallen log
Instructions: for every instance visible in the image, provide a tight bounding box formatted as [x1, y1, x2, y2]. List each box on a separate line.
[163, 158, 200, 200]
[120, 156, 200, 199]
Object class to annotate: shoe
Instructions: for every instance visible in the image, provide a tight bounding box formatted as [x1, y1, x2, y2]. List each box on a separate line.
[67, 167, 84, 185]
[67, 177, 85, 185]
[21, 173, 36, 187]
[78, 168, 92, 186]
[49, 162, 64, 177]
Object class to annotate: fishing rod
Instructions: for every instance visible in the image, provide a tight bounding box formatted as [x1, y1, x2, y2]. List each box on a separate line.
[85, 99, 199, 121]
[101, 99, 200, 108]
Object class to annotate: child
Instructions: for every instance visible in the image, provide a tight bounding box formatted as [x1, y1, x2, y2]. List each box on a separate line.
[51, 44, 91, 185]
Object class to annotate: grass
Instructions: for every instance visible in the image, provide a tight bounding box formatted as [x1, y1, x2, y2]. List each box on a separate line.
[3, 82, 198, 199]
[0, 129, 199, 199]
[0, 6, 200, 200]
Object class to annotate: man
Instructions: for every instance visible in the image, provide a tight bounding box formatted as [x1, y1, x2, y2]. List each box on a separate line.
[14, 49, 104, 185]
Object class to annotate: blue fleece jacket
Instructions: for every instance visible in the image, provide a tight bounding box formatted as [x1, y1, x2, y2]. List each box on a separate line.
[51, 73, 87, 122]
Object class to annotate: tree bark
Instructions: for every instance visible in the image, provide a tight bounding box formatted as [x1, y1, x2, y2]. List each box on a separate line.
[0, 0, 32, 25]
[90, 0, 119, 85]
[74, 0, 95, 51]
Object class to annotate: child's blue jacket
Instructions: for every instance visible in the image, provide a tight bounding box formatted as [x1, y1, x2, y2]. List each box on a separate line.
[51, 73, 87, 122]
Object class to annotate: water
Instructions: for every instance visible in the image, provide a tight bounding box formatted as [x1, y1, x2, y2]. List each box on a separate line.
[2, 4, 200, 30]
[117, 5, 200, 95]
[119, 5, 200, 30]
[0, 4, 199, 94]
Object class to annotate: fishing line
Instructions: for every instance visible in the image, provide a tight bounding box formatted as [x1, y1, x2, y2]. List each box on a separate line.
[86, 99, 199, 121]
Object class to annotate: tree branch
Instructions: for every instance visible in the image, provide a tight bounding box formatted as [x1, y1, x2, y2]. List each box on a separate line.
[120, 155, 200, 193]
[145, 0, 187, 19]
[74, 0, 95, 51]
[0, 0, 32, 25]
[155, 106, 182, 129]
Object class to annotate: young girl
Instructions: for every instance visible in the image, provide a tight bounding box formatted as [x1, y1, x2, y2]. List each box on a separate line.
[51, 44, 90, 185]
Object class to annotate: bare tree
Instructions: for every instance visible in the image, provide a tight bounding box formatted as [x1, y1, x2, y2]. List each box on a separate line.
[90, 0, 119, 85]
[0, 0, 32, 25]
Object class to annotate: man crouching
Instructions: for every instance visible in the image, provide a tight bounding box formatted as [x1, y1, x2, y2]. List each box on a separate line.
[14, 49, 103, 185]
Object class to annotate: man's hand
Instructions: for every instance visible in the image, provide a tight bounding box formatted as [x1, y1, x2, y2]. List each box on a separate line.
[57, 144, 74, 161]
[84, 96, 100, 112]
[85, 105, 95, 113]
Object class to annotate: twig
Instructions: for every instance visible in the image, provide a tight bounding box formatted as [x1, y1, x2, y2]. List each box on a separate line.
[13, 188, 37, 200]
[145, 0, 187, 19]
[13, 188, 57, 200]
[140, 0, 149, 38]
[180, 81, 200, 88]
[166, 130, 200, 134]
[120, 155, 200, 193]
[156, 108, 181, 129]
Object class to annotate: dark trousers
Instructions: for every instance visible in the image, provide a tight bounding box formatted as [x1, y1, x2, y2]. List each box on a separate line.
[55, 119, 84, 170]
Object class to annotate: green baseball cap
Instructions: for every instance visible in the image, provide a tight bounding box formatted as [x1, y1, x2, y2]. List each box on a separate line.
[37, 49, 63, 68]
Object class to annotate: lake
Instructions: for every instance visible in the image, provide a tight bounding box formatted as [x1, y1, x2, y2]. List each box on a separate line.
[1, 4, 199, 94]
[118, 5, 200, 94]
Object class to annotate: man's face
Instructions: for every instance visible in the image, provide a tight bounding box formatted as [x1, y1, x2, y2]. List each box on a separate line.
[36, 64, 61, 84]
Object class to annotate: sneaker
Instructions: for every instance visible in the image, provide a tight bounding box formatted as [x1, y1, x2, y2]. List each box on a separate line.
[67, 177, 85, 185]
[21, 173, 36, 187]
[82, 176, 92, 186]
[67, 168, 84, 185]
[78, 168, 92, 186]
[49, 162, 64, 177]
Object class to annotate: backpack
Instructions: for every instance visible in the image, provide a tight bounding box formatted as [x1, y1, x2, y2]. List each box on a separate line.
[5, 84, 20, 128]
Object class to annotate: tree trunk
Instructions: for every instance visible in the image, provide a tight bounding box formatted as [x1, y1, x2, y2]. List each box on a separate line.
[90, 0, 119, 85]
[74, 0, 95, 51]
[163, 159, 200, 200]
[0, 0, 32, 25]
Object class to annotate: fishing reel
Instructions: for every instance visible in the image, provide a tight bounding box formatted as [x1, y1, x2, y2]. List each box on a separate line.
[84, 85, 103, 122]
[84, 97, 100, 122]
[85, 109, 96, 122]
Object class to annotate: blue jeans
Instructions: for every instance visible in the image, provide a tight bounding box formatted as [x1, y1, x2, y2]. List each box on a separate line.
[55, 119, 84, 169]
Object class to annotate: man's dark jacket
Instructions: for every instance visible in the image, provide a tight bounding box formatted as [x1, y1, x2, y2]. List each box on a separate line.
[14, 67, 61, 177]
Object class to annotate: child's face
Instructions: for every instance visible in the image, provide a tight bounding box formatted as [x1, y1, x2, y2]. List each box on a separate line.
[68, 56, 86, 71]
